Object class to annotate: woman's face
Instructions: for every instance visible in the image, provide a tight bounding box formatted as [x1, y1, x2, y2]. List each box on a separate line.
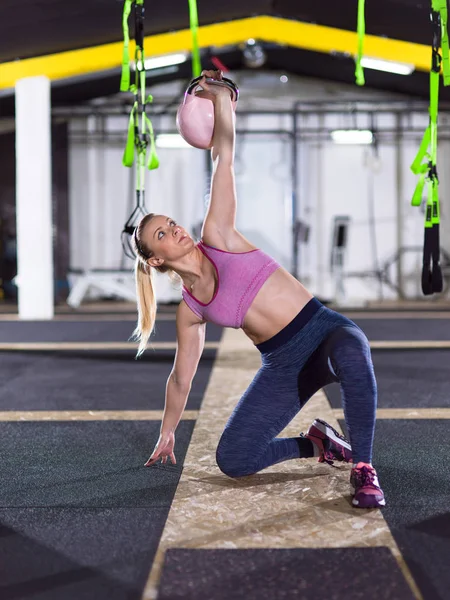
[142, 215, 191, 257]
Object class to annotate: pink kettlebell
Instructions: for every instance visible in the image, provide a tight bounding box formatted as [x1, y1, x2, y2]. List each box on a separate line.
[176, 75, 239, 149]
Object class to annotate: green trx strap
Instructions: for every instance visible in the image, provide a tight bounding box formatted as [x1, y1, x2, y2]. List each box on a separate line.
[188, 0, 202, 77]
[355, 0, 366, 86]
[410, 3, 450, 295]
[120, 0, 159, 174]
[120, 0, 133, 92]
[433, 0, 450, 84]
[120, 0, 159, 256]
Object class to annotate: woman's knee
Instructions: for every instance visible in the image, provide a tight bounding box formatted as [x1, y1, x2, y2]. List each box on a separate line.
[216, 435, 257, 478]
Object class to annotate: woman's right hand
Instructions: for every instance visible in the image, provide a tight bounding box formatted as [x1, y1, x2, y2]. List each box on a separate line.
[144, 431, 176, 466]
[196, 69, 232, 101]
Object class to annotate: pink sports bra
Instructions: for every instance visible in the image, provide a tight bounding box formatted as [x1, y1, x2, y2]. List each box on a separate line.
[181, 240, 281, 328]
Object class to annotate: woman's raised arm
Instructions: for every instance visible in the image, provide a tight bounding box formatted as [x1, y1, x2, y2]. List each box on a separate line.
[200, 72, 237, 233]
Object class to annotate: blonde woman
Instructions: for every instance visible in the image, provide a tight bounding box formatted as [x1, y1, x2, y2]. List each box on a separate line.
[132, 70, 385, 509]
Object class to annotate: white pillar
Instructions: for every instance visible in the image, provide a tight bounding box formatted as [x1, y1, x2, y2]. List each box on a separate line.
[15, 76, 54, 319]
[86, 115, 99, 269]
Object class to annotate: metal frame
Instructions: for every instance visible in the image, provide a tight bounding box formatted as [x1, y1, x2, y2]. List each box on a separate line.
[58, 98, 450, 301]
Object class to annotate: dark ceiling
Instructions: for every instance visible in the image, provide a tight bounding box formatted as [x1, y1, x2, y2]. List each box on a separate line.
[0, 0, 435, 61]
[1, 0, 449, 116]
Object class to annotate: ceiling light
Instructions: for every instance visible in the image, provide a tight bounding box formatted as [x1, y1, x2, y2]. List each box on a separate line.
[243, 41, 266, 68]
[331, 130, 373, 145]
[156, 134, 192, 149]
[143, 53, 188, 70]
[360, 57, 414, 75]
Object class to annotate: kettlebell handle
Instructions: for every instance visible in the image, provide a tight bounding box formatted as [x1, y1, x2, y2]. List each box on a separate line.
[187, 75, 239, 102]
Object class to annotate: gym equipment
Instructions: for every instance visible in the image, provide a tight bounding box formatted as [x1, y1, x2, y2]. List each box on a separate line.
[188, 0, 201, 78]
[410, 0, 450, 295]
[176, 76, 239, 149]
[355, 0, 366, 86]
[120, 0, 160, 259]
[68, 0, 160, 305]
[354, 0, 449, 296]
[330, 216, 351, 304]
[119, 0, 204, 255]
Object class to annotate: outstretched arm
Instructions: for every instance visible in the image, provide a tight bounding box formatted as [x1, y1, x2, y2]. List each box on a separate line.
[200, 71, 237, 234]
[210, 89, 235, 164]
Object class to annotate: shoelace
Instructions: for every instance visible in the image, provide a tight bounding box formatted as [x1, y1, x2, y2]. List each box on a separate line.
[300, 432, 343, 466]
[354, 466, 378, 489]
[301, 433, 343, 466]
[322, 453, 335, 466]
[323, 438, 346, 465]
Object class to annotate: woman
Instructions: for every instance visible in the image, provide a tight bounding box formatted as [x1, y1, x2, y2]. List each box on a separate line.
[132, 70, 385, 509]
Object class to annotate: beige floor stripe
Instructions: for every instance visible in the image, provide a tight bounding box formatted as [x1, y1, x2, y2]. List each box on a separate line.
[371, 341, 450, 349]
[0, 313, 177, 322]
[0, 309, 449, 322]
[0, 340, 447, 352]
[0, 342, 219, 351]
[0, 410, 199, 422]
[334, 408, 450, 420]
[343, 311, 450, 319]
[142, 329, 422, 600]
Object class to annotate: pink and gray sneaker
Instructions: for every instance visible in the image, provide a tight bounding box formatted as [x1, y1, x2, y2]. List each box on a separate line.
[350, 463, 386, 508]
[305, 418, 353, 465]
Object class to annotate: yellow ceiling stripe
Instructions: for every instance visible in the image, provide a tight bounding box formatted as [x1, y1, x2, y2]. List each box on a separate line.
[259, 16, 430, 69]
[0, 15, 431, 91]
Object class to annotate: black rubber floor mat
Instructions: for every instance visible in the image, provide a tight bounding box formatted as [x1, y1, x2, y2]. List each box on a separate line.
[351, 318, 450, 341]
[0, 507, 165, 600]
[157, 547, 414, 599]
[0, 349, 216, 410]
[0, 319, 223, 343]
[339, 419, 450, 600]
[325, 349, 450, 408]
[0, 420, 194, 507]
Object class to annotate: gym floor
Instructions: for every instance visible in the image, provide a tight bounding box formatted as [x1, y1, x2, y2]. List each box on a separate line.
[0, 301, 448, 600]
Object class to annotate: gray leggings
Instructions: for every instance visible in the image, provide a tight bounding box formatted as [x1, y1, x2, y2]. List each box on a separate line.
[216, 300, 377, 477]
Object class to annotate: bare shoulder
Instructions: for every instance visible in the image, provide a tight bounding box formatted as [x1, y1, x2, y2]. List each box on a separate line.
[177, 299, 206, 327]
[200, 223, 258, 252]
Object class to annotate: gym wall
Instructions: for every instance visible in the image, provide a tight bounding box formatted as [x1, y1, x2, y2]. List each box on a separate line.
[66, 83, 450, 305]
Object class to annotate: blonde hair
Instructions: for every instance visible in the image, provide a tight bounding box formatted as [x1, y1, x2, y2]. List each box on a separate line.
[132, 213, 181, 357]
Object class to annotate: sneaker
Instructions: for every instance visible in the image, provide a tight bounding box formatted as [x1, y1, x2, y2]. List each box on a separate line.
[350, 463, 386, 508]
[305, 418, 353, 465]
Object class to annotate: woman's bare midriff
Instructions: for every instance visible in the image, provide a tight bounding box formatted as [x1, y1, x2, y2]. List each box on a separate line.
[192, 235, 314, 345]
[241, 267, 314, 345]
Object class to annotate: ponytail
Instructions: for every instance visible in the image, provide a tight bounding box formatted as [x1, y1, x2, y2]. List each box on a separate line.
[131, 213, 182, 357]
[132, 258, 157, 357]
